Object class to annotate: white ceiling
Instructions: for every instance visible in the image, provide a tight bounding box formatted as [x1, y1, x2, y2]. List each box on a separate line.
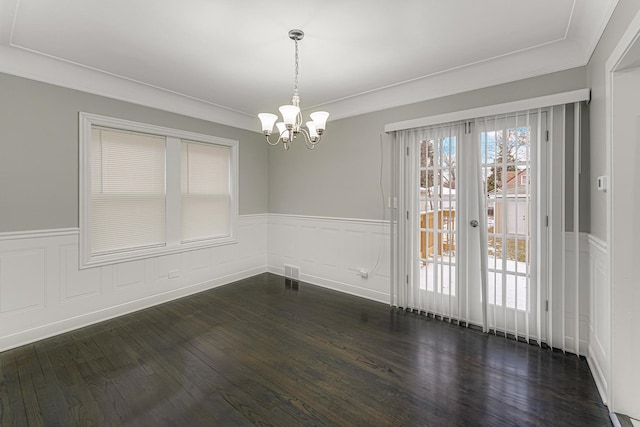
[0, 0, 618, 131]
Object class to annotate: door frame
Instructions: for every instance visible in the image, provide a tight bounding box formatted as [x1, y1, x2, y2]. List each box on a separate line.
[604, 6, 640, 416]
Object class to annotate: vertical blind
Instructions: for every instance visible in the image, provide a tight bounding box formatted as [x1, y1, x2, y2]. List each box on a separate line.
[181, 141, 231, 242]
[90, 127, 166, 254]
[391, 101, 587, 354]
[393, 122, 487, 329]
[476, 112, 542, 341]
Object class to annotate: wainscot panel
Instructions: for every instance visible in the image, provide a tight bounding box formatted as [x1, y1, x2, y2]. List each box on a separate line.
[267, 214, 391, 303]
[559, 232, 591, 356]
[0, 215, 267, 352]
[587, 234, 609, 405]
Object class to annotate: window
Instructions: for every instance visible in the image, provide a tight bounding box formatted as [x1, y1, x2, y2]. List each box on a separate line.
[181, 141, 231, 242]
[80, 113, 238, 268]
[90, 127, 166, 254]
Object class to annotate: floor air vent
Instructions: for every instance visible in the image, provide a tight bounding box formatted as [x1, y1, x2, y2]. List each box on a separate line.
[284, 264, 300, 279]
[284, 264, 300, 291]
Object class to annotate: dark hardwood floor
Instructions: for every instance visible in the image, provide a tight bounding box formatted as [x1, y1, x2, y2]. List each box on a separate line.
[0, 273, 610, 426]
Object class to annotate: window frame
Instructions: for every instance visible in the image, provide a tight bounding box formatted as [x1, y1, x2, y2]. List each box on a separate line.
[79, 112, 239, 269]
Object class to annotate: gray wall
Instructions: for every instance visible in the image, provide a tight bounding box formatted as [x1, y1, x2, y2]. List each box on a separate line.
[0, 73, 268, 233]
[269, 67, 589, 220]
[587, 0, 640, 241]
[1, 61, 596, 231]
[564, 102, 591, 233]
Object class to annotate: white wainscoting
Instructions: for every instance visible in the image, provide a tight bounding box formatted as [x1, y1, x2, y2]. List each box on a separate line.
[0, 214, 267, 352]
[0, 212, 609, 394]
[587, 234, 610, 405]
[267, 214, 391, 304]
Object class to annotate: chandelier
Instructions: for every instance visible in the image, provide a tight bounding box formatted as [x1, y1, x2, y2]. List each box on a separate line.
[258, 29, 329, 150]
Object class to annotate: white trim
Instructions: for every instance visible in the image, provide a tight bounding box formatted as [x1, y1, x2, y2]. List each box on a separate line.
[0, 214, 264, 243]
[610, 413, 623, 427]
[0, 228, 79, 240]
[81, 236, 240, 269]
[79, 112, 239, 269]
[0, 45, 258, 132]
[547, 105, 555, 348]
[586, 219, 610, 405]
[268, 213, 389, 226]
[0, 34, 591, 130]
[588, 233, 608, 252]
[574, 102, 581, 356]
[238, 213, 269, 220]
[604, 6, 640, 414]
[384, 89, 591, 132]
[561, 105, 567, 352]
[79, 112, 241, 143]
[267, 265, 389, 304]
[573, 1, 621, 64]
[588, 352, 609, 406]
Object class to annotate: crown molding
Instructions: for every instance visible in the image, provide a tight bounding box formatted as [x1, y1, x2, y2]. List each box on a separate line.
[0, 0, 616, 129]
[0, 45, 259, 132]
[315, 38, 588, 121]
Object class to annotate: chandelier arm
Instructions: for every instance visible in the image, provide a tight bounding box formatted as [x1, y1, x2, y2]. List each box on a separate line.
[298, 128, 322, 149]
[265, 134, 283, 146]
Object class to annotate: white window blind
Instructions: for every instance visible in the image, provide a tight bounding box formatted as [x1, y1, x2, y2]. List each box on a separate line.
[90, 127, 166, 254]
[80, 112, 238, 268]
[181, 141, 231, 242]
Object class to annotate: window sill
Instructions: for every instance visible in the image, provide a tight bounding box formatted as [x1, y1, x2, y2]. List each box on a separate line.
[79, 235, 237, 269]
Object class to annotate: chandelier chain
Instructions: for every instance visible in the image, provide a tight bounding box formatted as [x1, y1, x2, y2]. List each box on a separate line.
[294, 39, 299, 97]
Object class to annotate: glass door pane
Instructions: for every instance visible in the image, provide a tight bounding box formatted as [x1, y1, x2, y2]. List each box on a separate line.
[418, 125, 459, 319]
[479, 112, 546, 339]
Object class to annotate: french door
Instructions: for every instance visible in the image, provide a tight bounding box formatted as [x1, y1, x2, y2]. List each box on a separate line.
[395, 111, 548, 341]
[479, 112, 547, 340]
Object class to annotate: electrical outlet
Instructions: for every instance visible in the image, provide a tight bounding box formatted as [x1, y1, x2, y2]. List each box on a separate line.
[168, 270, 180, 279]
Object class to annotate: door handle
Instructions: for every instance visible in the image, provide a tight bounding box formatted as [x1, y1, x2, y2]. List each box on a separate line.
[470, 220, 479, 228]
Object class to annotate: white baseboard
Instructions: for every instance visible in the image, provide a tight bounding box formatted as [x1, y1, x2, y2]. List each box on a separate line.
[588, 352, 609, 406]
[611, 413, 623, 427]
[267, 265, 389, 304]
